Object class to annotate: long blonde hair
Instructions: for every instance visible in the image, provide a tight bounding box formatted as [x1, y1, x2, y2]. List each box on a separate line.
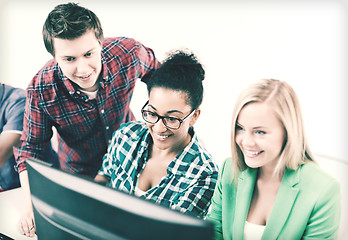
[231, 79, 314, 181]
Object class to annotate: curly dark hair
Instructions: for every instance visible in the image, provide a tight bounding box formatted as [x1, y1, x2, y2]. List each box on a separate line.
[147, 50, 205, 110]
[42, 2, 104, 56]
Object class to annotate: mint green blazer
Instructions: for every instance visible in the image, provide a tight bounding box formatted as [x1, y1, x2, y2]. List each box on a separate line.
[206, 158, 341, 240]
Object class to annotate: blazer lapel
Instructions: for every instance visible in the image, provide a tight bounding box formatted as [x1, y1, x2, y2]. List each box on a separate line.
[262, 168, 300, 239]
[233, 168, 258, 239]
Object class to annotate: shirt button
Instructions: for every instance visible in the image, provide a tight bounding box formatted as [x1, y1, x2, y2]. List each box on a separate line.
[106, 126, 109, 130]
[76, 91, 81, 94]
[108, 140, 111, 144]
[101, 109, 105, 114]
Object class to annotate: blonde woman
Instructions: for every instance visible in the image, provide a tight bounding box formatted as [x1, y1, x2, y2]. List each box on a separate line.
[206, 79, 340, 239]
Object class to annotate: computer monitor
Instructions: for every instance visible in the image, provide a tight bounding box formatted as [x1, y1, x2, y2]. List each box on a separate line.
[26, 159, 215, 240]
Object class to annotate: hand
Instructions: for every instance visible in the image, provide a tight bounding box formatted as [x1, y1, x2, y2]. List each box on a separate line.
[17, 209, 36, 237]
[17, 170, 36, 237]
[94, 174, 110, 186]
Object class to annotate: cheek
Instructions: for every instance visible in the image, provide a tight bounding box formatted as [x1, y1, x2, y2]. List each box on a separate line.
[146, 123, 156, 133]
[178, 121, 190, 132]
[58, 63, 74, 76]
[266, 137, 283, 155]
[277, 138, 285, 154]
[273, 134, 285, 147]
[235, 132, 242, 145]
[93, 55, 102, 68]
[173, 129, 185, 138]
[172, 127, 189, 141]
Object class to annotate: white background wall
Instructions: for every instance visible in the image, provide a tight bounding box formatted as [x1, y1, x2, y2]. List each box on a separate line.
[1, 0, 346, 165]
[1, 0, 347, 237]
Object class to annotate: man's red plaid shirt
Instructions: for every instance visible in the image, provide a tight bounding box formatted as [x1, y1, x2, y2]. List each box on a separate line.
[16, 37, 159, 177]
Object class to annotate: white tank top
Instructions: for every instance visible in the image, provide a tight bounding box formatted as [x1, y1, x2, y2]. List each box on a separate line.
[244, 221, 266, 240]
[134, 186, 146, 197]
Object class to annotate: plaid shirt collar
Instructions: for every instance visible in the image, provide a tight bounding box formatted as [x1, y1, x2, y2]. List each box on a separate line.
[131, 125, 199, 177]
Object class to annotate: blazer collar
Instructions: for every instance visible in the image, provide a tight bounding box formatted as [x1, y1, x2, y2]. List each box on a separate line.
[233, 167, 258, 239]
[233, 167, 301, 240]
[262, 167, 300, 239]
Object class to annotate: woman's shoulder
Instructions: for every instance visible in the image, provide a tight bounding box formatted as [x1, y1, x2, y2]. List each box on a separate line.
[216, 157, 234, 183]
[190, 136, 219, 173]
[174, 137, 218, 179]
[113, 121, 148, 140]
[295, 161, 340, 196]
[119, 121, 146, 131]
[299, 161, 338, 184]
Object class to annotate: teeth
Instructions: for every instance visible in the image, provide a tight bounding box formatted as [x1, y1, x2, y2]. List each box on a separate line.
[244, 150, 261, 157]
[155, 134, 169, 140]
[77, 73, 91, 79]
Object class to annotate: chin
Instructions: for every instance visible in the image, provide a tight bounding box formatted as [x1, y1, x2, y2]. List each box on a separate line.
[82, 82, 98, 91]
[244, 159, 262, 169]
[154, 139, 169, 147]
[246, 164, 260, 169]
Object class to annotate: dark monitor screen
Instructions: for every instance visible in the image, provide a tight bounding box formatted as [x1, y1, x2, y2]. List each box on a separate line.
[26, 159, 214, 240]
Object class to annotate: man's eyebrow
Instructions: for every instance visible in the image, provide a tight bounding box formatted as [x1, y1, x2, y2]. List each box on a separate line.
[60, 48, 97, 58]
[86, 48, 97, 53]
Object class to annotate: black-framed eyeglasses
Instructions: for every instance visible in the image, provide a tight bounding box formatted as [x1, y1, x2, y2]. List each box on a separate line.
[141, 100, 195, 129]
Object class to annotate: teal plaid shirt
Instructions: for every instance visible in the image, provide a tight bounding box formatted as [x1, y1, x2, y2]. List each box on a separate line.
[98, 121, 219, 217]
